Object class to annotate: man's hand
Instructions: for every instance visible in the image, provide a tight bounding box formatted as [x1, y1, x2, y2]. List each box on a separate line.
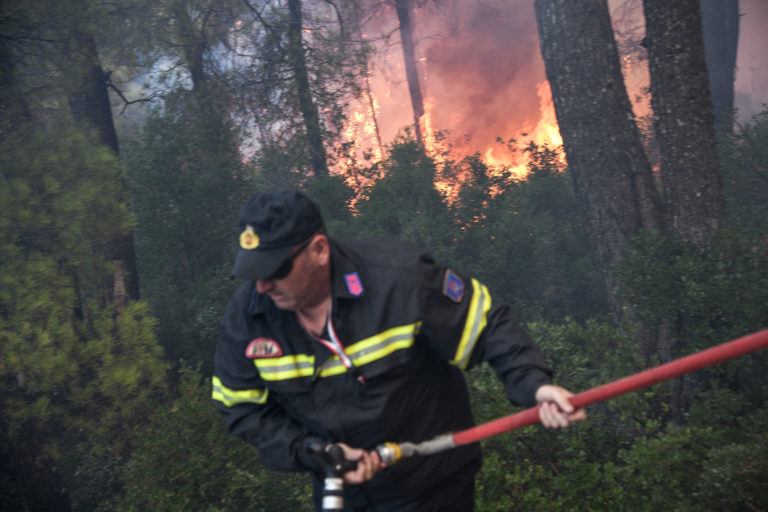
[535, 384, 587, 428]
[333, 442, 386, 484]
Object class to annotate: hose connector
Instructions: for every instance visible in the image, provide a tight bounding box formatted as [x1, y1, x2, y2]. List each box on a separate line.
[375, 434, 455, 466]
[376, 442, 402, 465]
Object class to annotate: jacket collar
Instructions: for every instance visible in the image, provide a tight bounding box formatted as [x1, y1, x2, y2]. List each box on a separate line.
[330, 239, 365, 300]
[248, 238, 364, 316]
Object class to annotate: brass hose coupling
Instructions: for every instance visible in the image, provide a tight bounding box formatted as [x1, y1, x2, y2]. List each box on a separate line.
[375, 434, 456, 466]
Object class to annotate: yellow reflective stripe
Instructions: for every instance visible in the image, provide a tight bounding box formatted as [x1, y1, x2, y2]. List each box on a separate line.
[317, 323, 420, 378]
[347, 323, 420, 365]
[211, 375, 268, 407]
[453, 279, 491, 369]
[254, 354, 315, 381]
[235, 324, 420, 382]
[317, 357, 346, 377]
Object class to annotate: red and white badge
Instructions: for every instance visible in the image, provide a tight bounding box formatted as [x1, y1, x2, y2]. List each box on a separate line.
[245, 338, 283, 358]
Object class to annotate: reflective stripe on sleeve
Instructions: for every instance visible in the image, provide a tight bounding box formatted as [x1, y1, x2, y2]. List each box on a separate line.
[238, 324, 420, 382]
[452, 279, 491, 369]
[318, 322, 421, 378]
[212, 375, 269, 407]
[253, 354, 315, 381]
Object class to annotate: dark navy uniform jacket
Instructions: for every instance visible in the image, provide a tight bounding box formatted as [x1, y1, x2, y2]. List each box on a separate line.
[212, 237, 553, 504]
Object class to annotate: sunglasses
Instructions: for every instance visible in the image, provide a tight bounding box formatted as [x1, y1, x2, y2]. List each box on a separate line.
[264, 236, 314, 281]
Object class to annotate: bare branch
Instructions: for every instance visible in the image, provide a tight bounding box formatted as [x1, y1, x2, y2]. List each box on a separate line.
[321, 0, 346, 39]
[241, 0, 282, 48]
[106, 74, 157, 114]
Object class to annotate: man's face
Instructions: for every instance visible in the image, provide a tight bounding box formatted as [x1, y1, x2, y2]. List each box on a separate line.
[255, 235, 328, 311]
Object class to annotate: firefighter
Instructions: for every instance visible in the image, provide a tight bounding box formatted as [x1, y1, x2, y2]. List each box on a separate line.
[212, 189, 586, 511]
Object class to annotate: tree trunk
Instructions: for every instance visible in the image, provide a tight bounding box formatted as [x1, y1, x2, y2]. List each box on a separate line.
[395, 0, 425, 145]
[533, 0, 664, 329]
[643, 0, 725, 249]
[172, 1, 216, 105]
[175, 5, 208, 91]
[67, 31, 120, 153]
[13, 427, 72, 512]
[67, 27, 140, 306]
[643, 0, 727, 421]
[287, 0, 330, 177]
[171, 2, 231, 150]
[700, 0, 739, 136]
[351, 2, 384, 157]
[0, 39, 32, 141]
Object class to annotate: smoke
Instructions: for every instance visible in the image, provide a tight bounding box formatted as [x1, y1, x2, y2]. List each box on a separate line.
[735, 0, 768, 121]
[419, 0, 546, 160]
[361, 0, 549, 169]
[354, 0, 766, 172]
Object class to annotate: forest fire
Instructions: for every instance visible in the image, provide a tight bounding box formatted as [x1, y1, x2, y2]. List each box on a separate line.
[335, 0, 664, 192]
[336, 0, 564, 190]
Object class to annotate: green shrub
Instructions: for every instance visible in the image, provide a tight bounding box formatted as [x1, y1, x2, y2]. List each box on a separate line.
[111, 364, 312, 511]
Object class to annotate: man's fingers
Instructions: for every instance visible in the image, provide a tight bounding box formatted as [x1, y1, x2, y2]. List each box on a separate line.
[539, 402, 586, 428]
[570, 407, 587, 422]
[540, 402, 567, 428]
[553, 395, 574, 414]
[339, 447, 383, 484]
[535, 384, 587, 428]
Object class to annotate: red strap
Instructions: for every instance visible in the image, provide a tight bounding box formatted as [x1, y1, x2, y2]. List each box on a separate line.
[315, 312, 366, 384]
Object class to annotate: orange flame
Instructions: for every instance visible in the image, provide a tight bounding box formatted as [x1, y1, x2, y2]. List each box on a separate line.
[335, 77, 565, 190]
[332, 0, 570, 193]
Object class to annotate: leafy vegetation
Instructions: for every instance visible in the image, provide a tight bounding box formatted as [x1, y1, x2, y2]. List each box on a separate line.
[720, 108, 768, 236]
[117, 110, 768, 510]
[0, 122, 169, 509]
[123, 99, 253, 368]
[1, 0, 766, 505]
[4, 108, 766, 509]
[110, 364, 312, 512]
[3, 108, 767, 510]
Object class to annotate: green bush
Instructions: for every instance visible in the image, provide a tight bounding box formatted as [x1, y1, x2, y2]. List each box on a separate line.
[720, 108, 768, 235]
[0, 122, 169, 509]
[111, 364, 312, 511]
[469, 317, 768, 511]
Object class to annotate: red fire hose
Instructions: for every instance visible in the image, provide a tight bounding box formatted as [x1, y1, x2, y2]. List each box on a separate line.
[376, 328, 768, 464]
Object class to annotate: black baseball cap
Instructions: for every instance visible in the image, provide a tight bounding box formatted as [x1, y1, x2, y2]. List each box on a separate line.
[231, 190, 324, 280]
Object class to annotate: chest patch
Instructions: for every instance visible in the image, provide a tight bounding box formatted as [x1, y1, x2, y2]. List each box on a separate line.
[442, 269, 465, 302]
[344, 272, 364, 296]
[245, 338, 283, 358]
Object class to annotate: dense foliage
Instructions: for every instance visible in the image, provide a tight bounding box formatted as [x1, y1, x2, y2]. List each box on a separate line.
[105, 110, 766, 511]
[110, 364, 312, 512]
[123, 98, 253, 368]
[1, 0, 766, 506]
[0, 123, 168, 509]
[470, 305, 767, 511]
[2, 107, 767, 510]
[719, 108, 768, 236]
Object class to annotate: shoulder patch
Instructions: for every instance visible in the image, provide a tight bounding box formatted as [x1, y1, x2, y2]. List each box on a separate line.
[442, 269, 465, 302]
[245, 338, 283, 358]
[344, 272, 364, 296]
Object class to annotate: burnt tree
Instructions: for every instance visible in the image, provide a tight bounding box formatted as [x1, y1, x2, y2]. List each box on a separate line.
[287, 0, 330, 177]
[395, 0, 425, 145]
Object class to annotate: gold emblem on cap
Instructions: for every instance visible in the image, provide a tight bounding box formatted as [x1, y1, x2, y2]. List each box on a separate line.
[240, 225, 260, 250]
